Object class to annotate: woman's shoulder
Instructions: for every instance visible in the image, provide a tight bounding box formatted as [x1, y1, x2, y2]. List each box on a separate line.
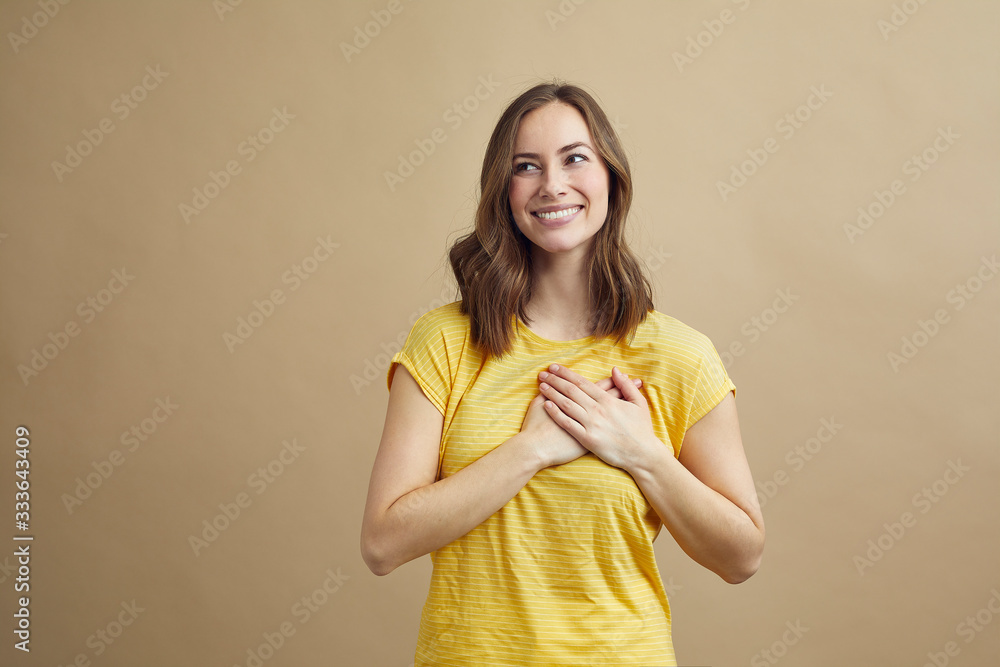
[407, 300, 469, 339]
[632, 309, 723, 358]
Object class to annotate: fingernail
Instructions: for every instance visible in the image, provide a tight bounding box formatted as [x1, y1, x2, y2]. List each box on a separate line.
[539, 371, 549, 379]
[549, 364, 559, 371]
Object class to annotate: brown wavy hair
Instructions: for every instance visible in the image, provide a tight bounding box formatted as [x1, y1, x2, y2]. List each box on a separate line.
[448, 81, 654, 360]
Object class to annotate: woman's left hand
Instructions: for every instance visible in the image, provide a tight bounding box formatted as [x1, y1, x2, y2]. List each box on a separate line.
[537, 364, 660, 472]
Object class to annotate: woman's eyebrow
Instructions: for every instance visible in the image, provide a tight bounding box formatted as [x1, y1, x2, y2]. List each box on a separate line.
[512, 141, 595, 161]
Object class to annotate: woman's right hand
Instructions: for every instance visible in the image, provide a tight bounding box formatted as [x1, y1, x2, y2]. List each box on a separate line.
[520, 374, 642, 469]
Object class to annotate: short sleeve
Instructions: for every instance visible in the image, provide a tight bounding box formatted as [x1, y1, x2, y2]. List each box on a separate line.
[686, 333, 737, 431]
[386, 310, 455, 415]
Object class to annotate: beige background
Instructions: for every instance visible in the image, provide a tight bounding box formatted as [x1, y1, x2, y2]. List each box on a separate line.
[1, 1, 998, 665]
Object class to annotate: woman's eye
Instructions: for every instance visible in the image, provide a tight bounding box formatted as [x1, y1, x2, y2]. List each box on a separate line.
[514, 155, 586, 172]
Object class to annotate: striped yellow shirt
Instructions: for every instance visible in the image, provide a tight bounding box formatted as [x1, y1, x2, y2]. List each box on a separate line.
[387, 301, 735, 666]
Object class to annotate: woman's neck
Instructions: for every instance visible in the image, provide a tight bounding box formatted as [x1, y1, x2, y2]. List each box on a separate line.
[523, 246, 593, 340]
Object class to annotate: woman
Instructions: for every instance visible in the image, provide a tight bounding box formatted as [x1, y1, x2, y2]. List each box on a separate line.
[361, 81, 765, 666]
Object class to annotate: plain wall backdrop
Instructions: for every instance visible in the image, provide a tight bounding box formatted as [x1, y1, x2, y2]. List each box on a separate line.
[1, 1, 998, 665]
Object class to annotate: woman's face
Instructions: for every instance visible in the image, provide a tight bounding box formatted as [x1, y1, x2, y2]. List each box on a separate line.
[508, 102, 610, 260]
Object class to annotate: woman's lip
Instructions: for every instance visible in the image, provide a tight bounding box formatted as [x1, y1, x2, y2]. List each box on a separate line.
[531, 206, 582, 227]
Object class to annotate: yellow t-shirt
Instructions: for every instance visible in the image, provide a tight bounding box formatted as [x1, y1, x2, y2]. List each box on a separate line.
[387, 301, 735, 666]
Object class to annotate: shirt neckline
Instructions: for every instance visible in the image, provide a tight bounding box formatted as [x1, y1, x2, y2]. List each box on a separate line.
[515, 316, 597, 347]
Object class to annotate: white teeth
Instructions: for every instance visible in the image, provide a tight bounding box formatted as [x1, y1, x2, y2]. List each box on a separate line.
[535, 206, 581, 220]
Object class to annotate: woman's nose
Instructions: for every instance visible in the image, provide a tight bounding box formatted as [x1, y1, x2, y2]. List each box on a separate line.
[538, 167, 567, 198]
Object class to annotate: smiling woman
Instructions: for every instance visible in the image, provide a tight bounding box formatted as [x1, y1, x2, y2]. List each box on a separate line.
[509, 106, 611, 257]
[361, 81, 765, 667]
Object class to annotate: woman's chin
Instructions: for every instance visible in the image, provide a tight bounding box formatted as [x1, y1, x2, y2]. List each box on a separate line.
[532, 243, 582, 258]
[529, 234, 596, 258]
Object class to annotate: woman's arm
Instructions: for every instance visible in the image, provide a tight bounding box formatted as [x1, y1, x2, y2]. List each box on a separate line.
[537, 365, 765, 584]
[360, 365, 542, 576]
[629, 391, 765, 584]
